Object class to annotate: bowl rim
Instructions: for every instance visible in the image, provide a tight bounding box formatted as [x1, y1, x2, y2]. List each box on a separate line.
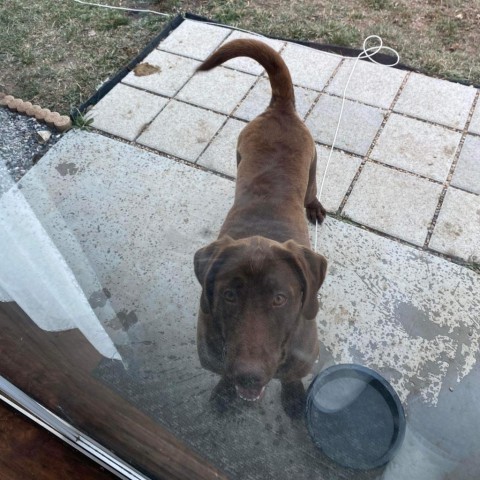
[305, 363, 406, 470]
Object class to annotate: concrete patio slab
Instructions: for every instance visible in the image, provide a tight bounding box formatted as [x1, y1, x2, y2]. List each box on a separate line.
[451, 135, 480, 194]
[137, 100, 225, 161]
[393, 73, 477, 130]
[197, 118, 246, 177]
[122, 49, 200, 97]
[429, 187, 480, 262]
[219, 30, 285, 75]
[326, 59, 406, 109]
[280, 43, 342, 91]
[306, 94, 386, 155]
[315, 145, 362, 213]
[87, 83, 167, 141]
[469, 100, 480, 134]
[343, 162, 442, 246]
[234, 77, 318, 121]
[176, 66, 257, 115]
[370, 113, 461, 182]
[158, 19, 230, 60]
[15, 130, 480, 480]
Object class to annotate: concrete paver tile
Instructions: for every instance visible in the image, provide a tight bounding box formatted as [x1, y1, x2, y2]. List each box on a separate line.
[315, 145, 362, 212]
[280, 43, 342, 91]
[122, 50, 200, 97]
[158, 19, 230, 60]
[326, 58, 406, 109]
[430, 187, 480, 262]
[306, 94, 386, 156]
[176, 67, 257, 115]
[234, 78, 318, 121]
[137, 100, 225, 162]
[393, 73, 477, 129]
[451, 135, 480, 195]
[197, 118, 246, 176]
[343, 162, 442, 246]
[469, 99, 480, 135]
[371, 113, 461, 182]
[219, 30, 285, 75]
[87, 83, 167, 141]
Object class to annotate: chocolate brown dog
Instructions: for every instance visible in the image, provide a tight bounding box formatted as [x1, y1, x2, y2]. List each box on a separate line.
[194, 40, 328, 418]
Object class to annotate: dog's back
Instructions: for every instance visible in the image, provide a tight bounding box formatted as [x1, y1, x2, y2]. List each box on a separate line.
[197, 40, 319, 246]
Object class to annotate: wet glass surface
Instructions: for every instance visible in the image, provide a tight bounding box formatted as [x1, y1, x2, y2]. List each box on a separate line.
[1, 127, 479, 480]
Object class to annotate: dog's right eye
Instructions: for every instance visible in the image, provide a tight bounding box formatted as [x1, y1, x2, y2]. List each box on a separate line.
[223, 289, 237, 303]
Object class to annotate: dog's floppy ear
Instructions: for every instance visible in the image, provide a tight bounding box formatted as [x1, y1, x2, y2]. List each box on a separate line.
[283, 241, 328, 320]
[194, 236, 235, 314]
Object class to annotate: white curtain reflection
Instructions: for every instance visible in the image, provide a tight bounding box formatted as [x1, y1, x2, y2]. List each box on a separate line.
[0, 170, 120, 360]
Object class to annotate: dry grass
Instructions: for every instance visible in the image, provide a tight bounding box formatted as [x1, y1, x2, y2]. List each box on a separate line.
[0, 1, 171, 113]
[0, 0, 479, 114]
[178, 0, 480, 84]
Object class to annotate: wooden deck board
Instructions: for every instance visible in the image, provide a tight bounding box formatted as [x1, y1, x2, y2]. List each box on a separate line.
[0, 400, 117, 480]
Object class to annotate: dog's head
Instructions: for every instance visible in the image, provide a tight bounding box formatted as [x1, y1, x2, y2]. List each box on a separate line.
[194, 235, 327, 401]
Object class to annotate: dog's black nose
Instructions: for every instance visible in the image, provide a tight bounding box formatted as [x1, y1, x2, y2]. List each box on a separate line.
[235, 373, 263, 389]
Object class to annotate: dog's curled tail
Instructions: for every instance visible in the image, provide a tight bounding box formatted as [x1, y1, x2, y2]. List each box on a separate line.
[197, 39, 295, 108]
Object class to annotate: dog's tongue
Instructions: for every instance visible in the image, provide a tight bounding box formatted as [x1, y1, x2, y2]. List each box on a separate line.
[235, 385, 266, 402]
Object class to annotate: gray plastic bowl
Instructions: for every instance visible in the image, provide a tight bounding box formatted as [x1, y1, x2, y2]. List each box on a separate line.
[305, 364, 406, 470]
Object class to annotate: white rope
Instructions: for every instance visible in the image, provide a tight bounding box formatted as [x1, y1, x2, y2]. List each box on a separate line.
[313, 36, 400, 253]
[72, 0, 171, 17]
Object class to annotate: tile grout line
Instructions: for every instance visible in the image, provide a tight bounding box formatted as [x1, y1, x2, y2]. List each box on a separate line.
[313, 139, 452, 187]
[89, 126, 237, 182]
[423, 88, 480, 249]
[303, 58, 345, 123]
[335, 70, 412, 216]
[130, 59, 203, 143]
[318, 91, 473, 134]
[366, 157, 444, 185]
[325, 213, 480, 273]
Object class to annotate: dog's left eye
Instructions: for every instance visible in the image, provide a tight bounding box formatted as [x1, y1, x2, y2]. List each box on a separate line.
[223, 289, 237, 303]
[272, 294, 287, 307]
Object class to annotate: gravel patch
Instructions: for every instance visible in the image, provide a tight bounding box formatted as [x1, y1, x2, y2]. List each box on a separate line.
[0, 108, 62, 195]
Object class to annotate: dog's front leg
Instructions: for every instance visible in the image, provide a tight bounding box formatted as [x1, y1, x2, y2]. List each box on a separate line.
[304, 150, 326, 224]
[281, 380, 306, 419]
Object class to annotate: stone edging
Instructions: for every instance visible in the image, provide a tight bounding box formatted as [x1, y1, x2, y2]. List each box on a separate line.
[0, 93, 72, 132]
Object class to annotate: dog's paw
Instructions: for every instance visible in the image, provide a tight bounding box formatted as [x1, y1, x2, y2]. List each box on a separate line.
[305, 199, 326, 225]
[281, 380, 306, 420]
[210, 378, 236, 414]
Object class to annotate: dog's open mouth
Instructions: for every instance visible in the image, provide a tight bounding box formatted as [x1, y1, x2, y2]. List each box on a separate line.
[235, 385, 266, 402]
